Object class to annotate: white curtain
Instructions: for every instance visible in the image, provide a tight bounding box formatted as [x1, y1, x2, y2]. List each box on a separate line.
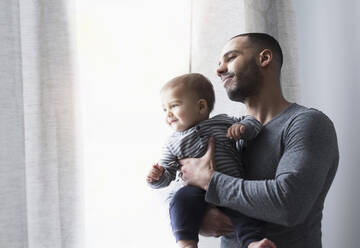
[190, 0, 298, 247]
[0, 1, 82, 247]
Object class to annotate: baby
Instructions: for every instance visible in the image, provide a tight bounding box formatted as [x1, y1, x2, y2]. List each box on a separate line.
[146, 73, 276, 248]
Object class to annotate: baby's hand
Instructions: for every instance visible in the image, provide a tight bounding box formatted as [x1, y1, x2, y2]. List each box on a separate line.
[227, 124, 246, 141]
[146, 164, 165, 183]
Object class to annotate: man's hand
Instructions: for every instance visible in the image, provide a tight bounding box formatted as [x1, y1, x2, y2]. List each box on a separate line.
[248, 238, 276, 248]
[146, 164, 164, 183]
[199, 206, 234, 237]
[179, 137, 216, 190]
[227, 123, 246, 140]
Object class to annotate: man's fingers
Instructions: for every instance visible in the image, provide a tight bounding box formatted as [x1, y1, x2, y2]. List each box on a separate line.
[226, 128, 232, 138]
[234, 126, 241, 138]
[204, 137, 215, 170]
[199, 206, 233, 237]
[240, 125, 245, 134]
[256, 238, 277, 248]
[231, 127, 236, 138]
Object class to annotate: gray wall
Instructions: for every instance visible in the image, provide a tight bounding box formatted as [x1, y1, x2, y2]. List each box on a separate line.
[294, 0, 360, 247]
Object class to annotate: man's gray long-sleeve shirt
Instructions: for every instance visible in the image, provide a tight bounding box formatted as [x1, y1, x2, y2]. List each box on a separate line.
[205, 103, 339, 248]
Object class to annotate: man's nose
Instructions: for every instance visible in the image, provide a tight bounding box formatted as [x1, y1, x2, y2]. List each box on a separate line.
[216, 62, 227, 77]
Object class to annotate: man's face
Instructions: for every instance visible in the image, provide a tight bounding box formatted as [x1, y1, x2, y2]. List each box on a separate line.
[216, 37, 263, 102]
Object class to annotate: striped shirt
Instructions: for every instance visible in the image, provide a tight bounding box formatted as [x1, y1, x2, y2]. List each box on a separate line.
[149, 114, 262, 189]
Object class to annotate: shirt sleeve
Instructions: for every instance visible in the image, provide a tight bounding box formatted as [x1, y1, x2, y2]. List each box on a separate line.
[147, 141, 179, 189]
[205, 110, 339, 226]
[236, 115, 262, 140]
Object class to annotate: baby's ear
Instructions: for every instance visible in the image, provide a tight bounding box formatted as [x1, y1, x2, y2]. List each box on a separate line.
[198, 99, 208, 114]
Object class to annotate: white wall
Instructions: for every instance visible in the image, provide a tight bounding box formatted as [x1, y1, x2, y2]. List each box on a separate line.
[294, 0, 360, 247]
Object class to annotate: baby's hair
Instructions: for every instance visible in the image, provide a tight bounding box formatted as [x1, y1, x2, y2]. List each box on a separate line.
[161, 73, 215, 113]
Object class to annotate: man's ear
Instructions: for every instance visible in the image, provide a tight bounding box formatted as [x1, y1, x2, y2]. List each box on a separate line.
[198, 99, 208, 114]
[259, 49, 272, 67]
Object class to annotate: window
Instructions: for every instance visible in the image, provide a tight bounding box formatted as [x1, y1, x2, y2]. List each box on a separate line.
[75, 1, 191, 247]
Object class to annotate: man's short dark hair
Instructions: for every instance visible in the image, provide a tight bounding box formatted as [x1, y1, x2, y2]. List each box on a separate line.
[231, 33, 283, 68]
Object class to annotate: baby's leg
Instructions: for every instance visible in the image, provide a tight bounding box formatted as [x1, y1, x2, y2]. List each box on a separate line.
[169, 185, 207, 248]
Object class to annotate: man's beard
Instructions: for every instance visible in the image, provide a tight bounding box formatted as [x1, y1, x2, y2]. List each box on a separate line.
[226, 59, 263, 103]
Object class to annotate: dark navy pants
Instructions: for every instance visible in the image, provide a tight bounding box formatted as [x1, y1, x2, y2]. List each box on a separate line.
[169, 185, 264, 248]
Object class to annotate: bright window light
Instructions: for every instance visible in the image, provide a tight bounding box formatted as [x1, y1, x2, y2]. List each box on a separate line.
[75, 1, 191, 247]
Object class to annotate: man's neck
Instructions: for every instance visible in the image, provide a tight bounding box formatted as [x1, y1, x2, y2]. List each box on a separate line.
[245, 92, 291, 125]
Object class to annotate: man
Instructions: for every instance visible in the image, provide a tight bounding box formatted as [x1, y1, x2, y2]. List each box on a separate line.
[179, 33, 339, 248]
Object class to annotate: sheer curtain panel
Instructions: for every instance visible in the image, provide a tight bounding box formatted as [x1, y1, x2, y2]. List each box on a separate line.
[0, 1, 82, 247]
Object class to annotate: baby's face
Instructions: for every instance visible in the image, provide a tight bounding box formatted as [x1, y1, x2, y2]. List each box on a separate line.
[161, 87, 202, 132]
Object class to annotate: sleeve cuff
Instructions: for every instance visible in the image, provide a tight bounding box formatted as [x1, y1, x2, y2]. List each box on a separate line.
[240, 116, 262, 140]
[205, 171, 223, 205]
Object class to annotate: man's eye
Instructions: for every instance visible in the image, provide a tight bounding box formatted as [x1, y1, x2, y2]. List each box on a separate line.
[171, 104, 178, 108]
[228, 56, 236, 61]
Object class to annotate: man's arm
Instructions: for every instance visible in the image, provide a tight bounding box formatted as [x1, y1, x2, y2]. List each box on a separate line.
[181, 110, 339, 226]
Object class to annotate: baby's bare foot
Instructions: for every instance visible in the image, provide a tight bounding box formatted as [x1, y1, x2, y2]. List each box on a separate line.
[248, 238, 276, 248]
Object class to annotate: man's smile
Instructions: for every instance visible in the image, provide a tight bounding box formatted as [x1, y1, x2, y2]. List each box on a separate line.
[221, 73, 235, 86]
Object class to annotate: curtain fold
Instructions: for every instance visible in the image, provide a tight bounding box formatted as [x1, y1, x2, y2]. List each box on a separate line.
[243, 0, 299, 102]
[191, 0, 247, 118]
[0, 1, 82, 247]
